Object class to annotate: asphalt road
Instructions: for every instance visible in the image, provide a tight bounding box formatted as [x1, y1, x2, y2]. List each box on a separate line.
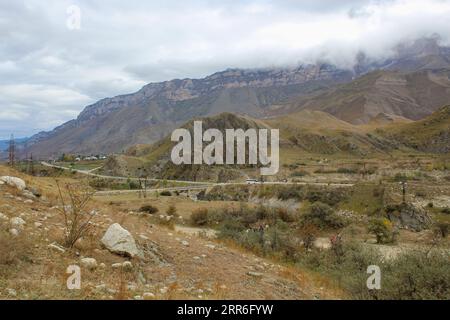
[41, 161, 354, 196]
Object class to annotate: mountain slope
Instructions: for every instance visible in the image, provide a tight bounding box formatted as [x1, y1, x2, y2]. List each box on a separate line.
[102, 111, 405, 181]
[286, 69, 450, 124]
[25, 65, 351, 159]
[376, 105, 450, 153]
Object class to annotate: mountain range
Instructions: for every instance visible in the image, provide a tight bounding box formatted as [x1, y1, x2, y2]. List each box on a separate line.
[22, 37, 450, 159]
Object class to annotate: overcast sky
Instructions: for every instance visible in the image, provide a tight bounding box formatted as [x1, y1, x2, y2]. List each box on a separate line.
[1, 0, 450, 139]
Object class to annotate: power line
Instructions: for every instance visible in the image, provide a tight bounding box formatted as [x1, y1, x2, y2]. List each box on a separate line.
[8, 134, 15, 167]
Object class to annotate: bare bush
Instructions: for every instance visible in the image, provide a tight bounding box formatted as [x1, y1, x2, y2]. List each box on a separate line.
[139, 205, 159, 214]
[55, 180, 96, 248]
[191, 208, 209, 226]
[0, 226, 31, 268]
[166, 204, 177, 216]
[297, 223, 319, 250]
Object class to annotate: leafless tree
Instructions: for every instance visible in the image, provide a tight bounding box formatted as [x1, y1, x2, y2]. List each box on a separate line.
[55, 180, 97, 248]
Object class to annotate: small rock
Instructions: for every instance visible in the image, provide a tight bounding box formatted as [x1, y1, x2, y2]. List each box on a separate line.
[95, 284, 107, 291]
[181, 241, 189, 247]
[122, 261, 133, 271]
[112, 263, 123, 269]
[127, 283, 137, 291]
[160, 288, 168, 294]
[48, 242, 66, 253]
[143, 292, 155, 299]
[29, 187, 42, 198]
[9, 228, 19, 237]
[10, 217, 26, 229]
[81, 257, 98, 270]
[134, 295, 143, 300]
[247, 271, 264, 278]
[0, 212, 8, 221]
[34, 222, 43, 228]
[139, 234, 149, 240]
[6, 288, 17, 297]
[22, 190, 36, 199]
[24, 199, 33, 204]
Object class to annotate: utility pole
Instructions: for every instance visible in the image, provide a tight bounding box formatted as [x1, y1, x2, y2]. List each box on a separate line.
[8, 134, 15, 167]
[400, 181, 407, 203]
[29, 153, 34, 175]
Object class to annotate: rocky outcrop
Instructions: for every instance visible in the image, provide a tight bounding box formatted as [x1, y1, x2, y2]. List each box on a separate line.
[0, 176, 26, 191]
[386, 203, 433, 232]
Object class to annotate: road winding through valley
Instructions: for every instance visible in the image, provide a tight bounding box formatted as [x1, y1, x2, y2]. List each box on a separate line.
[41, 161, 354, 196]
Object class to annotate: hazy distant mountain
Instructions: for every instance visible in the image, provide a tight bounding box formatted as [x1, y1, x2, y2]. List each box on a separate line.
[25, 37, 450, 158]
[354, 36, 450, 74]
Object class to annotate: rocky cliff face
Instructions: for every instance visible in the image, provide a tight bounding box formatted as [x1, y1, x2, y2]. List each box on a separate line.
[77, 64, 349, 121]
[25, 64, 352, 158]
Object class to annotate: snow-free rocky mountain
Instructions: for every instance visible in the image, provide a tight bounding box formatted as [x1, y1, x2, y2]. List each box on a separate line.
[24, 37, 450, 158]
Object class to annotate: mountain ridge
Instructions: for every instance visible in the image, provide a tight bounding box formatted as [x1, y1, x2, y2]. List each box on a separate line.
[23, 37, 450, 158]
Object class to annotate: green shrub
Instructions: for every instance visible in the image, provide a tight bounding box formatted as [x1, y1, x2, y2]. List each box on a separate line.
[166, 205, 177, 216]
[291, 170, 309, 177]
[276, 208, 295, 223]
[377, 251, 450, 300]
[393, 173, 409, 182]
[277, 187, 306, 201]
[299, 243, 450, 300]
[367, 218, 395, 244]
[190, 208, 209, 226]
[306, 187, 347, 206]
[433, 222, 449, 238]
[337, 167, 358, 174]
[139, 205, 159, 214]
[300, 202, 345, 229]
[218, 218, 246, 240]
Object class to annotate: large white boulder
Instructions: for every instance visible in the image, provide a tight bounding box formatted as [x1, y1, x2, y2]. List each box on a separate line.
[101, 223, 140, 258]
[0, 176, 26, 191]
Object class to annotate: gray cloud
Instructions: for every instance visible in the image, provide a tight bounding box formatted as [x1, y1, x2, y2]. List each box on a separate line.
[1, 0, 450, 138]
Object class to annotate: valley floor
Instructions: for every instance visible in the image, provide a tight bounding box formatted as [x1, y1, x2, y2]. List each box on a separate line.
[0, 166, 342, 300]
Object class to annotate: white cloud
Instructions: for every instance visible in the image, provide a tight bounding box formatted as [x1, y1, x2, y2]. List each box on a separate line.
[0, 0, 450, 138]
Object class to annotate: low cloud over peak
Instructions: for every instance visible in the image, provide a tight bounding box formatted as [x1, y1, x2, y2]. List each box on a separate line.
[1, 0, 450, 138]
